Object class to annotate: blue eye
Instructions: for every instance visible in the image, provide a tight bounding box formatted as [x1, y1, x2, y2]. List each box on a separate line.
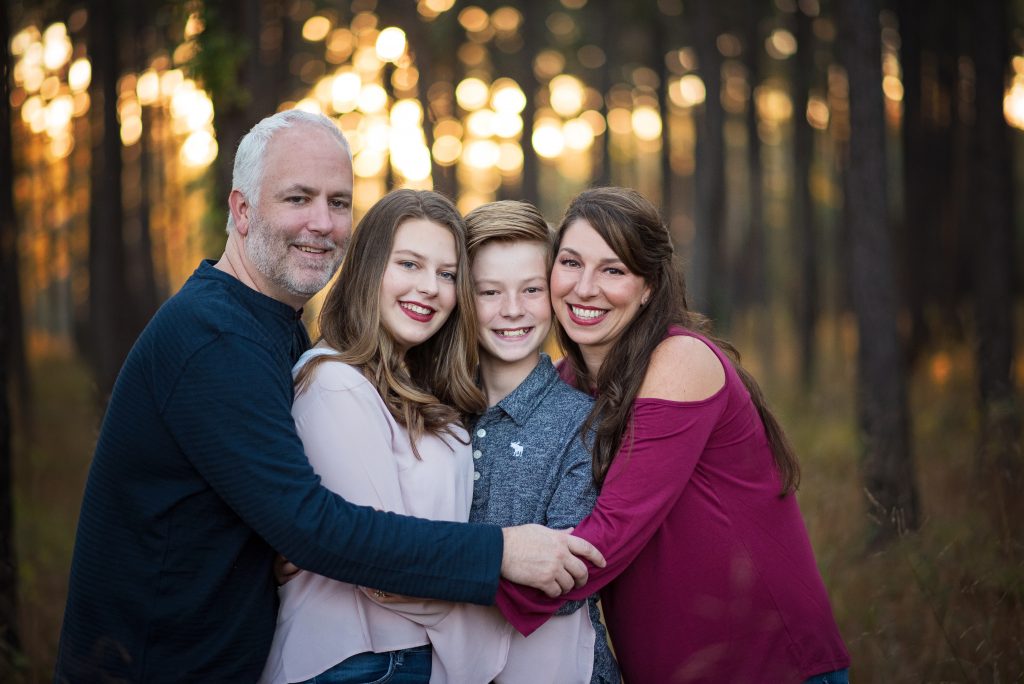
[439, 271, 457, 281]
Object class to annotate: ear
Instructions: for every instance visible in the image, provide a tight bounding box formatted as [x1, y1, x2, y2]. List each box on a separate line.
[641, 282, 653, 307]
[229, 189, 252, 236]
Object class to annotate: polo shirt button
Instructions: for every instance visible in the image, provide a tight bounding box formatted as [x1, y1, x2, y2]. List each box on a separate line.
[473, 450, 482, 459]
[473, 471, 481, 481]
[476, 428, 486, 438]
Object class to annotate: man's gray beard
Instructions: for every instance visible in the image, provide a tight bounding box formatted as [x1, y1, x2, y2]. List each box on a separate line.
[245, 212, 341, 299]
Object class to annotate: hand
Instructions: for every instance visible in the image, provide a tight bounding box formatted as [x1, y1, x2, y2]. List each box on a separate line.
[274, 554, 302, 586]
[499, 525, 605, 598]
[357, 586, 425, 605]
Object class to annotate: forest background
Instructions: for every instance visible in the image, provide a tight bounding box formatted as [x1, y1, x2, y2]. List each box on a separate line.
[1, 0, 1022, 681]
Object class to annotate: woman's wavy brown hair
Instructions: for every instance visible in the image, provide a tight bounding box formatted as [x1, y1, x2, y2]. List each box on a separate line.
[295, 189, 486, 453]
[554, 187, 800, 495]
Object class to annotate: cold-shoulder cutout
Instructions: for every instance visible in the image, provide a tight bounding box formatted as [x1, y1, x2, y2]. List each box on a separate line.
[637, 334, 725, 402]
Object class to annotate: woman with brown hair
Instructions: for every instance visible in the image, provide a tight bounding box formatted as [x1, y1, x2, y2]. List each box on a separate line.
[496, 187, 850, 683]
[260, 189, 498, 684]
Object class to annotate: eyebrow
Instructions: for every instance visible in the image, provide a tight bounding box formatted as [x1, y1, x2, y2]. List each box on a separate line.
[557, 246, 624, 265]
[474, 273, 547, 284]
[393, 249, 458, 269]
[276, 184, 352, 199]
[276, 184, 315, 197]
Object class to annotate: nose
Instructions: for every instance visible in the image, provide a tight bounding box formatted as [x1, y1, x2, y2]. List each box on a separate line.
[501, 292, 524, 318]
[574, 268, 598, 298]
[417, 270, 439, 297]
[305, 196, 334, 235]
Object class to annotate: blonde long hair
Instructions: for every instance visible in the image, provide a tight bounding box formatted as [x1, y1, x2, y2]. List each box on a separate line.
[296, 189, 486, 451]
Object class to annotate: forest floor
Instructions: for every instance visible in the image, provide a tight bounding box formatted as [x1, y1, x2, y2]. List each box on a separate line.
[7, 326, 1024, 683]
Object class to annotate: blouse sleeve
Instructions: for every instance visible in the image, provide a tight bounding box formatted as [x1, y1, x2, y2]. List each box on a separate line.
[495, 394, 725, 635]
[295, 362, 457, 623]
[292, 363, 404, 510]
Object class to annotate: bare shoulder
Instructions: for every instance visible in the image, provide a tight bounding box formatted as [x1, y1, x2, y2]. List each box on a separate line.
[638, 334, 726, 402]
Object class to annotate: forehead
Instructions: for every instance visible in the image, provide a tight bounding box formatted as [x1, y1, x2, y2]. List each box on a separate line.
[393, 218, 457, 255]
[560, 218, 617, 257]
[260, 125, 352, 194]
[472, 240, 548, 274]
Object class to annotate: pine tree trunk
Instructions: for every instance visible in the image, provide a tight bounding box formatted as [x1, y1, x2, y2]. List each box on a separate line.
[87, 0, 134, 400]
[970, 0, 1021, 545]
[739, 0, 766, 312]
[691, 0, 726, 323]
[793, 5, 818, 386]
[515, 0, 541, 207]
[0, 0, 21, 667]
[837, 0, 920, 546]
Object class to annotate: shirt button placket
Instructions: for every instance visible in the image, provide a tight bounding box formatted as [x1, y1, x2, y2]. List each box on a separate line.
[473, 427, 486, 480]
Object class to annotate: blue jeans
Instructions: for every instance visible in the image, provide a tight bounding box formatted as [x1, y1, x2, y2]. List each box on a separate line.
[804, 668, 850, 684]
[298, 644, 432, 684]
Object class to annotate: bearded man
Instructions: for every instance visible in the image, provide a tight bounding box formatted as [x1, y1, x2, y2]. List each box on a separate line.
[54, 110, 602, 683]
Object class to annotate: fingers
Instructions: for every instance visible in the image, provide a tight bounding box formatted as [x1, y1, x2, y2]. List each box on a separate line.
[498, 524, 603, 594]
[273, 555, 302, 585]
[359, 586, 394, 602]
[562, 553, 589, 588]
[556, 568, 575, 595]
[566, 535, 606, 568]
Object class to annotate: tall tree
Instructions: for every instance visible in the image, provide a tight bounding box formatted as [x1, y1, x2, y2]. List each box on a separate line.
[837, 0, 919, 545]
[194, 0, 275, 246]
[655, 4, 678, 214]
[896, 0, 959, 363]
[0, 0, 22, 670]
[595, 0, 616, 188]
[87, 0, 135, 399]
[792, 3, 818, 386]
[970, 0, 1020, 539]
[404, 8, 455, 198]
[512, 0, 542, 207]
[737, 0, 766, 313]
[130, 0, 162, 320]
[690, 0, 727, 322]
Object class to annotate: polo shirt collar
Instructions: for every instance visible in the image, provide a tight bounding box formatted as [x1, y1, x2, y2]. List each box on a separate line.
[494, 354, 559, 427]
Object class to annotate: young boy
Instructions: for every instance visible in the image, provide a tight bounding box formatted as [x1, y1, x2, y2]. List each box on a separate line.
[465, 201, 619, 683]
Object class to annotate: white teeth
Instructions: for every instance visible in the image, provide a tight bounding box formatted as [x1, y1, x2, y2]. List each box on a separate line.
[496, 328, 530, 338]
[401, 302, 431, 315]
[296, 246, 326, 254]
[570, 305, 605, 320]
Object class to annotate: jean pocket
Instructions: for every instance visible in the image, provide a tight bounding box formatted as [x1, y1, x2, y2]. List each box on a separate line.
[312, 651, 396, 684]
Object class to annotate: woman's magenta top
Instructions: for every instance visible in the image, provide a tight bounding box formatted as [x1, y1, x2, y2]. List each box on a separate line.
[496, 327, 850, 683]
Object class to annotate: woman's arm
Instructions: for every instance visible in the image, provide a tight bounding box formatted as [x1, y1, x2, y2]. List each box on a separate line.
[497, 335, 727, 634]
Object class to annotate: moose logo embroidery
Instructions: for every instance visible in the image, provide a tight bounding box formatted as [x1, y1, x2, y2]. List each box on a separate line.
[510, 442, 524, 457]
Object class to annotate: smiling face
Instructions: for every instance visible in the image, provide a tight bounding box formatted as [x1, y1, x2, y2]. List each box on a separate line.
[378, 218, 459, 354]
[237, 124, 353, 308]
[471, 240, 552, 369]
[550, 218, 650, 375]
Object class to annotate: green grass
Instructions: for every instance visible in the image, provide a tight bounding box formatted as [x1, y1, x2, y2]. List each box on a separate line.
[10, 358, 97, 684]
[765, 333, 1024, 684]
[6, 340, 1024, 682]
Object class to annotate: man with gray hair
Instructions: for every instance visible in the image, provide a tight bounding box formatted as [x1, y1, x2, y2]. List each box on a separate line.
[55, 110, 603, 683]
